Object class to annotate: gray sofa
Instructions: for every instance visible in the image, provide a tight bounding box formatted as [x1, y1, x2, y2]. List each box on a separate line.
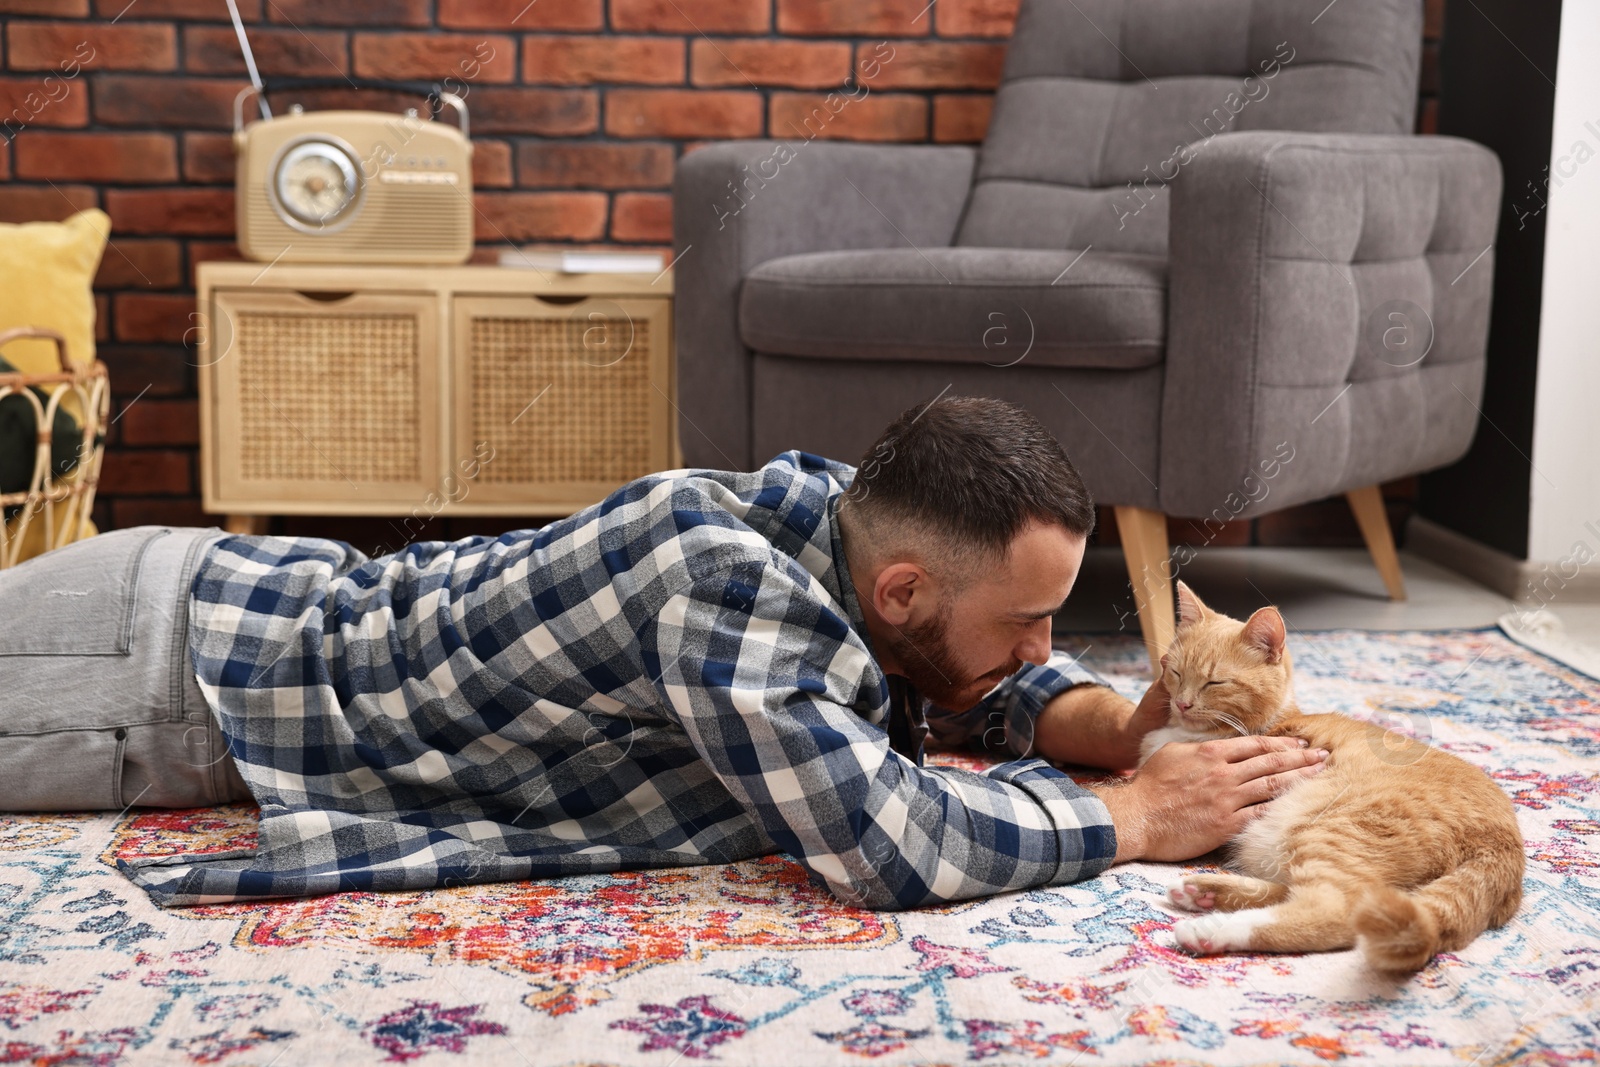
[672, 0, 1501, 665]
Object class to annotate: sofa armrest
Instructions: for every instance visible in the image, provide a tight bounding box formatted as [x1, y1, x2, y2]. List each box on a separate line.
[1161, 131, 1502, 519]
[673, 141, 977, 470]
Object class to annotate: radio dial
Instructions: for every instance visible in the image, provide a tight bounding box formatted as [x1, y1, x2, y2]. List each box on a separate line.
[273, 139, 361, 228]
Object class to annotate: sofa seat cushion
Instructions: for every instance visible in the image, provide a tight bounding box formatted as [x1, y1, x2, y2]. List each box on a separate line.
[738, 247, 1166, 370]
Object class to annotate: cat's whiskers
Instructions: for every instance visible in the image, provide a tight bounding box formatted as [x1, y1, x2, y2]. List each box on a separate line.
[1210, 711, 1252, 737]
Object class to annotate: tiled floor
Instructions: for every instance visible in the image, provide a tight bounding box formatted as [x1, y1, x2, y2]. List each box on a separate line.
[1055, 546, 1600, 651]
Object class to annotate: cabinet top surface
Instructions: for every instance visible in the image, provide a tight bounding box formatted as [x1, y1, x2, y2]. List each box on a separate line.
[197, 259, 674, 295]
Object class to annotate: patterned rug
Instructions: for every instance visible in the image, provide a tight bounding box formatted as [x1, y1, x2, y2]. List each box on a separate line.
[3, 629, 1598, 1066]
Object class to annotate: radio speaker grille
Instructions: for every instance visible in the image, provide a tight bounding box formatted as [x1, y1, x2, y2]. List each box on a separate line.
[235, 312, 421, 484]
[245, 188, 470, 258]
[467, 316, 652, 484]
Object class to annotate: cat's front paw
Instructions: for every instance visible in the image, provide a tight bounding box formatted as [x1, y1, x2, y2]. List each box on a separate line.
[1173, 917, 1222, 954]
[1167, 881, 1217, 913]
[1172, 910, 1271, 955]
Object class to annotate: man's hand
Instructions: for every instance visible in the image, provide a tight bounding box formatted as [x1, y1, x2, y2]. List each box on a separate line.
[1127, 672, 1173, 744]
[1087, 735, 1328, 863]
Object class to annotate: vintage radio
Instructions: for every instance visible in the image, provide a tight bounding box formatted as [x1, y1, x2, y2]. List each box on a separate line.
[232, 79, 475, 266]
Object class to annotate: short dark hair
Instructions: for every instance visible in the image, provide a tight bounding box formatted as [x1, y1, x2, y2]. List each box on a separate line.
[839, 395, 1095, 582]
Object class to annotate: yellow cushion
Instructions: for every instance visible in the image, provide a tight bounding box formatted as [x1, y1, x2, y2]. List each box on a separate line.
[0, 208, 109, 375]
[0, 207, 109, 564]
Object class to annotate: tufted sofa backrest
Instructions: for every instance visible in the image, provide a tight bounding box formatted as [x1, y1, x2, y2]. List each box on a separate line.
[955, 0, 1423, 256]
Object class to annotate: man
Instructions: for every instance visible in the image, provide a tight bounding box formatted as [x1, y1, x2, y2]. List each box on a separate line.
[0, 396, 1324, 909]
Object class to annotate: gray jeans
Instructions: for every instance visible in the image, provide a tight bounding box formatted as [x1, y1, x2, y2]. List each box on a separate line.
[0, 525, 252, 811]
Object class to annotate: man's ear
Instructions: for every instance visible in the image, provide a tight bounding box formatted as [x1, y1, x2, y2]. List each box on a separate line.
[872, 561, 926, 626]
[1176, 580, 1211, 627]
[1242, 606, 1287, 664]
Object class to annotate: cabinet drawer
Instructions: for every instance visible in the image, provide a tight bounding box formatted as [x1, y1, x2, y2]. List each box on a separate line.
[203, 288, 441, 510]
[450, 294, 673, 509]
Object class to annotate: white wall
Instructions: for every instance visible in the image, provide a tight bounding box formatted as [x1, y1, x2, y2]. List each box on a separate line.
[1527, 0, 1600, 566]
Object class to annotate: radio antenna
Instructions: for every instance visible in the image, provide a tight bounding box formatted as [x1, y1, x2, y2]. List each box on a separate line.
[225, 0, 271, 121]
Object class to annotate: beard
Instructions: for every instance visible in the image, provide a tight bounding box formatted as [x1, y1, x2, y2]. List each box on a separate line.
[887, 603, 1023, 710]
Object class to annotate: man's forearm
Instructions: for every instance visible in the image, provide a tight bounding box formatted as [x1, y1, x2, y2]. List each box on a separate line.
[1033, 683, 1144, 771]
[1085, 778, 1145, 864]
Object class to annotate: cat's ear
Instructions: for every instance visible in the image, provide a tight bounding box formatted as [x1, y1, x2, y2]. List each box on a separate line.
[1175, 581, 1211, 626]
[1242, 606, 1287, 663]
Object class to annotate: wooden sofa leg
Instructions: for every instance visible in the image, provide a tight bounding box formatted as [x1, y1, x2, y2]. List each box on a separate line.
[1346, 485, 1407, 601]
[1114, 506, 1175, 673]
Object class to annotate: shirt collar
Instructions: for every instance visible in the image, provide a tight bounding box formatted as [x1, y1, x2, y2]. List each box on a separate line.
[825, 492, 871, 648]
[817, 473, 900, 730]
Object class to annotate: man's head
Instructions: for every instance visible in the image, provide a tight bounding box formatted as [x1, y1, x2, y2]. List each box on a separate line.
[835, 395, 1095, 710]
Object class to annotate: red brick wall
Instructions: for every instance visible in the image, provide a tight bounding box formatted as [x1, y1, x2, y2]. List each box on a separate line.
[0, 0, 1442, 554]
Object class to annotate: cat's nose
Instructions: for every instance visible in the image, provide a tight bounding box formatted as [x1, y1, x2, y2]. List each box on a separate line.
[1175, 699, 1194, 712]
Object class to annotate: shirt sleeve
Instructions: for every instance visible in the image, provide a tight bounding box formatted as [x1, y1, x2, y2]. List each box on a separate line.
[922, 649, 1116, 760]
[644, 558, 1117, 911]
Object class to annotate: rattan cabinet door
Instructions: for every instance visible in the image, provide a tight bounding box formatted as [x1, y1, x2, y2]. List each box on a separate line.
[451, 294, 673, 512]
[205, 289, 441, 513]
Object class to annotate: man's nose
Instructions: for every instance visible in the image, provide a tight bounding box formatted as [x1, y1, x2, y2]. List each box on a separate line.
[1017, 618, 1053, 665]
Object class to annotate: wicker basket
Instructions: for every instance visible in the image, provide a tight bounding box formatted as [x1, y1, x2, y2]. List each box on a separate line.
[0, 326, 110, 570]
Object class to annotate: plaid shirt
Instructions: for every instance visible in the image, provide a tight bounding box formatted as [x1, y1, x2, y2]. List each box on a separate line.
[120, 451, 1117, 908]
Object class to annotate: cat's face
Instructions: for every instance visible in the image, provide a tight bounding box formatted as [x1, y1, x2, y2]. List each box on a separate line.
[1159, 581, 1294, 736]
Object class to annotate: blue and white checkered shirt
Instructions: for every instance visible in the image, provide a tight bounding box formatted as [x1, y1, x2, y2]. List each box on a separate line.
[119, 451, 1117, 908]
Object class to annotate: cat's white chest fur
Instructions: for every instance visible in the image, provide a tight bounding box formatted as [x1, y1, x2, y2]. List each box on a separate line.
[1136, 724, 1217, 767]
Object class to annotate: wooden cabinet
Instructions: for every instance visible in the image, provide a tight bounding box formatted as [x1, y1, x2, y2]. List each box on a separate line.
[196, 262, 676, 532]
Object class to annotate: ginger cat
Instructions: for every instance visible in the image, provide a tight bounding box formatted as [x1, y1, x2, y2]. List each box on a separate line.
[1139, 582, 1525, 972]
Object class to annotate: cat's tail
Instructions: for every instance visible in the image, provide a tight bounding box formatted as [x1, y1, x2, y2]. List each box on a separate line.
[1352, 844, 1525, 972]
